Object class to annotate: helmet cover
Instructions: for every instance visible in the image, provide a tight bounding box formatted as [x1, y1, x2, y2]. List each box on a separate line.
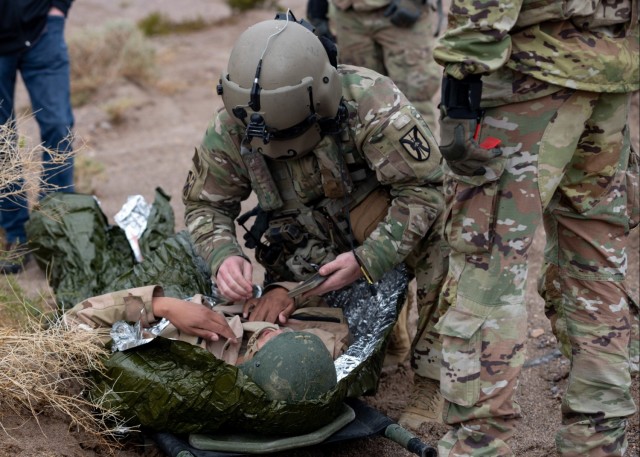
[238, 331, 337, 403]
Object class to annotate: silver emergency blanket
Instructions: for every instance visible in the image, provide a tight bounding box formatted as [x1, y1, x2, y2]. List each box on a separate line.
[114, 195, 152, 262]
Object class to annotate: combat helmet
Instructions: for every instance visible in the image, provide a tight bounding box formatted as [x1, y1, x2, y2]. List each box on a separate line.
[217, 11, 343, 160]
[238, 331, 338, 403]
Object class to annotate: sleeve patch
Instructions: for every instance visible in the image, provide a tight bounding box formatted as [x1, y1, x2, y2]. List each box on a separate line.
[400, 126, 431, 162]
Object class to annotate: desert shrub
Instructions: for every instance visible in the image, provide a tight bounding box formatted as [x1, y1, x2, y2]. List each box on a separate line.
[67, 21, 156, 107]
[103, 97, 137, 125]
[137, 11, 209, 36]
[226, 0, 267, 11]
[0, 318, 130, 450]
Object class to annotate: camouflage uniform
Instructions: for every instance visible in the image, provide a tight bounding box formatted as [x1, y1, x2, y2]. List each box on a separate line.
[183, 64, 447, 381]
[62, 285, 351, 365]
[327, 0, 442, 127]
[431, 1, 639, 456]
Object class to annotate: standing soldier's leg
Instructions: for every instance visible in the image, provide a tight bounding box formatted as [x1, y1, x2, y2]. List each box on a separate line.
[329, 6, 385, 74]
[399, 229, 448, 427]
[625, 144, 639, 376]
[378, 10, 441, 130]
[436, 92, 571, 456]
[540, 92, 636, 457]
[22, 14, 75, 197]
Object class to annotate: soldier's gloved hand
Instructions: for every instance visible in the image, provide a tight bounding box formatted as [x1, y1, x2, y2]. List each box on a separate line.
[384, 0, 422, 27]
[439, 74, 502, 176]
[439, 115, 502, 176]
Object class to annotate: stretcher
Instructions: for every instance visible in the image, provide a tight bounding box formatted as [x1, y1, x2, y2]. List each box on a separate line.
[151, 398, 437, 457]
[95, 265, 437, 456]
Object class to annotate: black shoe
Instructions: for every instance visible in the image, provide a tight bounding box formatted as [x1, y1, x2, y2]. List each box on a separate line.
[0, 242, 31, 275]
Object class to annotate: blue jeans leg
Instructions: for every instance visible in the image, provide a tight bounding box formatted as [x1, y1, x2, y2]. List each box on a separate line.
[0, 15, 75, 244]
[0, 54, 28, 244]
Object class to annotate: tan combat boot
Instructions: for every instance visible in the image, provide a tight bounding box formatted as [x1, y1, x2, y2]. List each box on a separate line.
[398, 375, 444, 429]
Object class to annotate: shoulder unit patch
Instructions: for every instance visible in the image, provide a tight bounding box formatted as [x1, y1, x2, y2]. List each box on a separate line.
[400, 126, 431, 161]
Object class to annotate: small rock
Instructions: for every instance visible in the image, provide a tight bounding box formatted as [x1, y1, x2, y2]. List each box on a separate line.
[530, 328, 545, 338]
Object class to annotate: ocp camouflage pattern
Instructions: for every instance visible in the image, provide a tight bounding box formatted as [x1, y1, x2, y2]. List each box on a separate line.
[183, 64, 444, 285]
[432, 1, 639, 455]
[329, 1, 442, 126]
[434, 0, 639, 94]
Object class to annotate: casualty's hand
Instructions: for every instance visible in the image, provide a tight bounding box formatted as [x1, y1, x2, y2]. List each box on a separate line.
[439, 116, 502, 176]
[301, 251, 362, 299]
[152, 297, 238, 343]
[243, 287, 295, 325]
[216, 255, 254, 301]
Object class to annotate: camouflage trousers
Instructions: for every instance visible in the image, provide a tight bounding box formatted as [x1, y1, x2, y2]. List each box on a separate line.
[328, 4, 441, 129]
[434, 89, 638, 457]
[408, 211, 449, 381]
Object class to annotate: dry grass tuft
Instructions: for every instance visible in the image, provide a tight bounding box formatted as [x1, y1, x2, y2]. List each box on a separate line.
[68, 21, 156, 107]
[0, 116, 76, 228]
[137, 12, 209, 36]
[0, 317, 132, 451]
[225, 0, 268, 12]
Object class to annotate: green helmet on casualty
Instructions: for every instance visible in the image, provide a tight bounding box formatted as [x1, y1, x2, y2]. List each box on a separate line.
[216, 11, 343, 160]
[237, 331, 338, 403]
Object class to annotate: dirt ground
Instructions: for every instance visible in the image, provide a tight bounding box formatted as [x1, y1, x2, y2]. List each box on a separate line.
[2, 0, 639, 456]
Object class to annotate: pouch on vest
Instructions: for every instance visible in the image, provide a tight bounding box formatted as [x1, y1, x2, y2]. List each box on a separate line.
[241, 144, 284, 211]
[349, 187, 391, 245]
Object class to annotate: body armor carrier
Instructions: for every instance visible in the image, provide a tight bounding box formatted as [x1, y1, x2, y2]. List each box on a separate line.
[240, 127, 384, 283]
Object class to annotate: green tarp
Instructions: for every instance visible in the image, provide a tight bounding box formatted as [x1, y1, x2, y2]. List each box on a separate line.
[25, 189, 407, 437]
[26, 188, 212, 309]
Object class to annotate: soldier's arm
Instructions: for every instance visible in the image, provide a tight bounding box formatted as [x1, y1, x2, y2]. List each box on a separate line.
[349, 73, 445, 282]
[433, 0, 523, 79]
[182, 113, 253, 275]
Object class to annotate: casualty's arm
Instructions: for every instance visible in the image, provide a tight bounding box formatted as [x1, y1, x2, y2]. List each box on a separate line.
[63, 285, 238, 343]
[62, 285, 161, 344]
[153, 297, 238, 342]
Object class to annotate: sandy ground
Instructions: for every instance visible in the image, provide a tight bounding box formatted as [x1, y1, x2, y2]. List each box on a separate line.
[2, 0, 639, 456]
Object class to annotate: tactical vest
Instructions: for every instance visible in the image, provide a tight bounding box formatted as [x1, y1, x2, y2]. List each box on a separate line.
[242, 127, 384, 283]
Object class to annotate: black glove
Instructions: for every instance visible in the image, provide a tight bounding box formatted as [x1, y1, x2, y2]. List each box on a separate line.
[384, 0, 422, 27]
[439, 75, 502, 176]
